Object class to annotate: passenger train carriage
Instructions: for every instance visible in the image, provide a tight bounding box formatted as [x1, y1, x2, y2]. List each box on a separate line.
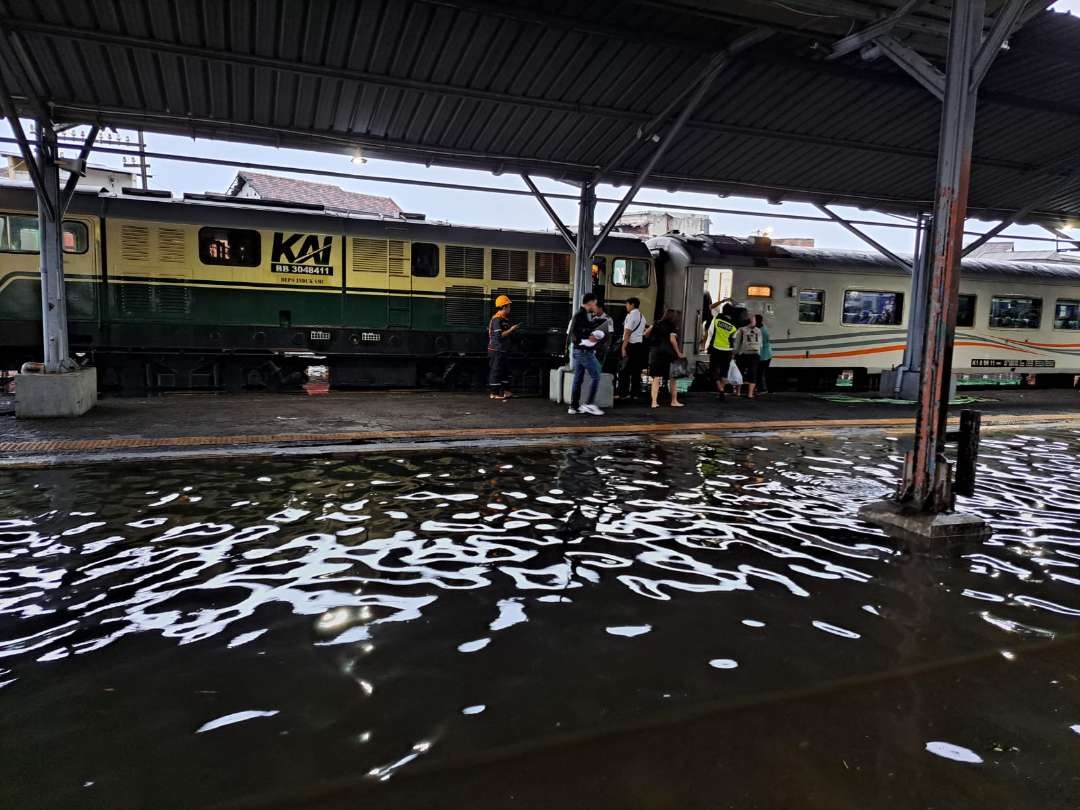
[0, 185, 655, 392]
[649, 233, 1080, 389]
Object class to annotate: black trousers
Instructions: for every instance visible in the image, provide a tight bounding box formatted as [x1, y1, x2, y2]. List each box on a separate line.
[617, 342, 648, 398]
[488, 350, 507, 394]
[757, 358, 771, 392]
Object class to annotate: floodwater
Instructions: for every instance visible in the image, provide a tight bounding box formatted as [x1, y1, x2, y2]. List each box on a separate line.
[2, 430, 1079, 809]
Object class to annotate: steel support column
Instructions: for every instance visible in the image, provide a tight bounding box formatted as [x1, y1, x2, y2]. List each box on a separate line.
[573, 181, 596, 303]
[892, 212, 932, 397]
[901, 0, 984, 512]
[35, 120, 73, 373]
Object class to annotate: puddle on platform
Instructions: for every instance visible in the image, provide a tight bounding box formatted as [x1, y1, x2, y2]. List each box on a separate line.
[1, 430, 1079, 807]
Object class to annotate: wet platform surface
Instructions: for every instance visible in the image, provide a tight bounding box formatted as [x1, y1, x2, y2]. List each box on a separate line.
[1, 388, 1078, 465]
[2, 426, 1079, 808]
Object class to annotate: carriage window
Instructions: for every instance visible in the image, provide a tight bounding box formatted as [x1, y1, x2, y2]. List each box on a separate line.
[1053, 299, 1079, 330]
[198, 227, 261, 266]
[843, 290, 903, 325]
[612, 258, 649, 287]
[62, 222, 89, 254]
[956, 294, 976, 328]
[0, 214, 88, 254]
[411, 242, 439, 277]
[798, 289, 825, 323]
[989, 296, 1041, 329]
[747, 285, 773, 298]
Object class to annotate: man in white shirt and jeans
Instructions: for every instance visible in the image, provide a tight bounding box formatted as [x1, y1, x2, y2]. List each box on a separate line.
[616, 297, 647, 400]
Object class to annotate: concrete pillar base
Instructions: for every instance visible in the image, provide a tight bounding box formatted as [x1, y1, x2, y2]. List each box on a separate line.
[15, 367, 98, 418]
[859, 498, 989, 546]
[879, 370, 956, 401]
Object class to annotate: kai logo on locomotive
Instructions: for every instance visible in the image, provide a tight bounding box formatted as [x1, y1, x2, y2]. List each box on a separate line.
[271, 232, 335, 283]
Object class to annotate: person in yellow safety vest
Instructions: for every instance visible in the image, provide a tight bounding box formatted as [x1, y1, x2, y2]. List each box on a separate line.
[700, 299, 737, 401]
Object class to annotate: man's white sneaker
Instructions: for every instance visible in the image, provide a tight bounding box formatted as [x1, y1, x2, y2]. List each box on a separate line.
[567, 406, 581, 414]
[581, 403, 605, 416]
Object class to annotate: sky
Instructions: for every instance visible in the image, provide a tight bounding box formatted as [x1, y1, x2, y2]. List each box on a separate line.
[4, 0, 1078, 257]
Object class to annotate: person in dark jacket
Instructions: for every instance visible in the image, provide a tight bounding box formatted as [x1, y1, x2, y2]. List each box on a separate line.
[567, 293, 605, 416]
[487, 294, 519, 399]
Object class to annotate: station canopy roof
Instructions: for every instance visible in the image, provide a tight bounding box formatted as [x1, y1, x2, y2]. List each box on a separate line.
[3, 0, 1080, 224]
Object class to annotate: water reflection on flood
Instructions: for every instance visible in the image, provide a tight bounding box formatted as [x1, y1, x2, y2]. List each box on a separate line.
[2, 429, 1080, 807]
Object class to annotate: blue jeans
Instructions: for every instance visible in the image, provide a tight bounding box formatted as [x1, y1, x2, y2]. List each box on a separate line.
[570, 348, 601, 408]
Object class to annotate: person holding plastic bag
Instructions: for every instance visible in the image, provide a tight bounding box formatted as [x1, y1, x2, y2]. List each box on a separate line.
[645, 309, 687, 409]
[733, 318, 763, 399]
[700, 298, 738, 402]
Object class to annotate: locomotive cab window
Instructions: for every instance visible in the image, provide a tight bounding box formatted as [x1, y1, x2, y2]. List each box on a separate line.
[411, 242, 439, 277]
[842, 290, 903, 325]
[798, 289, 825, 323]
[611, 258, 649, 287]
[956, 294, 976, 328]
[0, 214, 88, 254]
[746, 284, 773, 298]
[1053, 299, 1080, 330]
[199, 227, 261, 266]
[989, 296, 1041, 329]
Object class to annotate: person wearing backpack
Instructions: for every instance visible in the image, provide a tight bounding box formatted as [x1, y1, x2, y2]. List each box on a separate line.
[733, 318, 764, 399]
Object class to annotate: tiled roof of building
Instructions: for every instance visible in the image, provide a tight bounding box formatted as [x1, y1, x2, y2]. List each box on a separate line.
[229, 171, 402, 217]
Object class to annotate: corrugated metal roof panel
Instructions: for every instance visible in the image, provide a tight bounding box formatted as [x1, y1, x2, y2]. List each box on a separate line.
[2, 0, 1077, 220]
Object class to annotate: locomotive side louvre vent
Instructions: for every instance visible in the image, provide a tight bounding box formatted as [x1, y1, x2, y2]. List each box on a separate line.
[351, 237, 390, 275]
[156, 283, 192, 316]
[158, 228, 186, 263]
[118, 283, 152, 316]
[533, 289, 572, 328]
[535, 252, 571, 284]
[388, 240, 407, 276]
[491, 249, 528, 282]
[120, 224, 151, 263]
[445, 245, 484, 279]
[444, 284, 484, 326]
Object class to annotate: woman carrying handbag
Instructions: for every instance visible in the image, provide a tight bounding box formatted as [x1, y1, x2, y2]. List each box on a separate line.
[645, 309, 687, 409]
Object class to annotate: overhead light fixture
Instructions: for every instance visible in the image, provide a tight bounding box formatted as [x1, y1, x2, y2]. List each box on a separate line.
[351, 148, 367, 165]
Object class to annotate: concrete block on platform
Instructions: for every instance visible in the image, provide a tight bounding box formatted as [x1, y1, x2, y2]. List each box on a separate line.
[15, 367, 98, 418]
[879, 370, 957, 401]
[859, 498, 990, 546]
[549, 367, 614, 408]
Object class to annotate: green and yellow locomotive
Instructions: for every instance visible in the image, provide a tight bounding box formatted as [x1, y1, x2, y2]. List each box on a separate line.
[0, 185, 656, 392]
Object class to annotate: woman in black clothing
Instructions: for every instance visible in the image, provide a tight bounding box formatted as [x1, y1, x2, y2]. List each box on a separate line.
[645, 309, 686, 409]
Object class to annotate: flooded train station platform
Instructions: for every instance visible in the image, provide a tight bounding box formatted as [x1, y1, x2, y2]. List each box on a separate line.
[2, 392, 1080, 808]
[2, 388, 1079, 466]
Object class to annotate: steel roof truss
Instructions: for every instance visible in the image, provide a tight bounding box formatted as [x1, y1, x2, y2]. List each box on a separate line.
[814, 203, 913, 271]
[875, 35, 946, 101]
[521, 173, 576, 252]
[828, 0, 930, 61]
[970, 0, 1030, 90]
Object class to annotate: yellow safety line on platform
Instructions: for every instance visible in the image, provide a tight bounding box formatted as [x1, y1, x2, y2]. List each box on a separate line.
[1, 411, 1078, 457]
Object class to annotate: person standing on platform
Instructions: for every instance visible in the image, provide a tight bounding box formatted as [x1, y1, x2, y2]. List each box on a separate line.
[616, 297, 647, 401]
[700, 299, 737, 401]
[567, 293, 606, 416]
[755, 313, 773, 395]
[733, 317, 764, 399]
[487, 295, 518, 400]
[647, 309, 686, 409]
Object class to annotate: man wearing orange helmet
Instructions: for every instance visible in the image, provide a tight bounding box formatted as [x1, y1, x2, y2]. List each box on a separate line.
[487, 294, 519, 399]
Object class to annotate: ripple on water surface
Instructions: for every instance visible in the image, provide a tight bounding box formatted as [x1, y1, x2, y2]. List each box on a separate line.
[2, 428, 1080, 807]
